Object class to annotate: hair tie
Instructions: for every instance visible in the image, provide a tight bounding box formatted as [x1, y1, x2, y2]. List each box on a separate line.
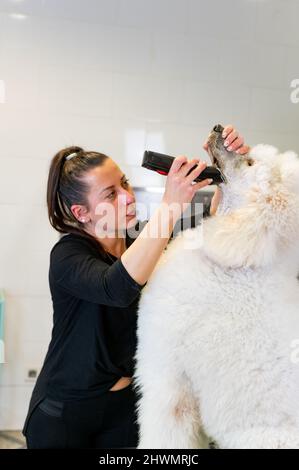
[65, 152, 77, 161]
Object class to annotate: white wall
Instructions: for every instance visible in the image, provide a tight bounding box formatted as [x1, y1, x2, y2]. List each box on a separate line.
[0, 0, 298, 429]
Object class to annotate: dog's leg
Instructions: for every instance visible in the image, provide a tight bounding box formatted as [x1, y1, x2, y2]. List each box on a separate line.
[135, 374, 209, 449]
[220, 427, 299, 449]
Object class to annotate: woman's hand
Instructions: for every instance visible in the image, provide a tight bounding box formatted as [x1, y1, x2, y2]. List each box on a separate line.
[204, 125, 250, 215]
[203, 124, 250, 155]
[162, 156, 213, 213]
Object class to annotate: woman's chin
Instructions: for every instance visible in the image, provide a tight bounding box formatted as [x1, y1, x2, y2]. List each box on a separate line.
[125, 214, 137, 228]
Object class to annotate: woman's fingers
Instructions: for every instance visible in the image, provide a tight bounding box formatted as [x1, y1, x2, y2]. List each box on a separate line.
[169, 155, 188, 175]
[227, 136, 243, 152]
[223, 127, 250, 154]
[192, 178, 214, 192]
[185, 160, 207, 185]
[236, 145, 251, 155]
[177, 158, 200, 178]
[224, 130, 239, 149]
[163, 156, 211, 209]
[203, 125, 237, 151]
[222, 125, 234, 139]
[202, 124, 250, 157]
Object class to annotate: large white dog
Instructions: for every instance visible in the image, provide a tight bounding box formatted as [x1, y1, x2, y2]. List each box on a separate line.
[133, 124, 299, 449]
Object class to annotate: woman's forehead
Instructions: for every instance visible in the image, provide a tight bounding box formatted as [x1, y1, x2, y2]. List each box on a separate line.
[84, 158, 122, 188]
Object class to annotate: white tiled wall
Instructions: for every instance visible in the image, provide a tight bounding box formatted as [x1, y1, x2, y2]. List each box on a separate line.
[0, 0, 298, 430]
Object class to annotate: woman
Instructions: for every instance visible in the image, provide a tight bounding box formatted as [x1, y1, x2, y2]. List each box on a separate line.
[22, 125, 249, 449]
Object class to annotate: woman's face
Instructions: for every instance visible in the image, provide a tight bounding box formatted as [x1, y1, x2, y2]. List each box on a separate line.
[72, 158, 137, 237]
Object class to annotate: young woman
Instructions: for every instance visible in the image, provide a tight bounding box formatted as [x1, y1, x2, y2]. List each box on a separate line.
[22, 125, 249, 449]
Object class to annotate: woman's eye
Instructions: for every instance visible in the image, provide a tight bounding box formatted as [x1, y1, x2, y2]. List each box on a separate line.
[106, 180, 130, 199]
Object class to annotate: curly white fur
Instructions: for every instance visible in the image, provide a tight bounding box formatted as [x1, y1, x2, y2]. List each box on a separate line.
[134, 144, 299, 449]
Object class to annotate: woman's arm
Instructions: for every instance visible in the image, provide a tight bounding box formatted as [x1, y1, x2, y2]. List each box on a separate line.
[121, 156, 212, 286]
[50, 239, 145, 307]
[209, 187, 222, 216]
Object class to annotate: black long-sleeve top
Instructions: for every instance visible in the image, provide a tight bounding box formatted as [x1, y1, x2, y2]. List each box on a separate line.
[23, 222, 147, 435]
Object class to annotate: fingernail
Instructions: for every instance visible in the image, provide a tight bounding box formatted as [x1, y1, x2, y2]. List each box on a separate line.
[227, 146, 232, 151]
[208, 179, 213, 184]
[224, 141, 229, 147]
[222, 132, 227, 138]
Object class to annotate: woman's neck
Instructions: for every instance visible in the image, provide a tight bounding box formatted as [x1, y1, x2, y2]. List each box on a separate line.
[84, 225, 127, 257]
[99, 236, 127, 258]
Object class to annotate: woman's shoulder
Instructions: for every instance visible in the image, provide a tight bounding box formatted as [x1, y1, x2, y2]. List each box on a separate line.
[50, 232, 100, 259]
[50, 220, 148, 257]
[52, 232, 91, 247]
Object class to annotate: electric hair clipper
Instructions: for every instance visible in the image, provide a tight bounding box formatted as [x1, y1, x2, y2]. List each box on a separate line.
[142, 150, 225, 184]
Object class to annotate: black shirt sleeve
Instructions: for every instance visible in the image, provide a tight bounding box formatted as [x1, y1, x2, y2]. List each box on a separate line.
[50, 238, 146, 307]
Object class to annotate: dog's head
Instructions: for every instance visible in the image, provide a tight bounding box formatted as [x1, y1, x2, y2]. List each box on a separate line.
[207, 124, 254, 180]
[204, 124, 299, 269]
[207, 124, 267, 214]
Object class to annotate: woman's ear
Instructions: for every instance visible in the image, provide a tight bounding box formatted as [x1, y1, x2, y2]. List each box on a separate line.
[70, 204, 90, 223]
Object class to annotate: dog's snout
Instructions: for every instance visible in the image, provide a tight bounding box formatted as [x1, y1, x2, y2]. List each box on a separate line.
[213, 124, 224, 133]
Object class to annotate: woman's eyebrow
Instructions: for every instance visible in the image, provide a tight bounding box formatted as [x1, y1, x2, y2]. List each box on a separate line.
[100, 174, 126, 194]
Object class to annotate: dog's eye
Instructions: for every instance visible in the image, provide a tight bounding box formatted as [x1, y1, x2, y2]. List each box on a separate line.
[247, 158, 254, 166]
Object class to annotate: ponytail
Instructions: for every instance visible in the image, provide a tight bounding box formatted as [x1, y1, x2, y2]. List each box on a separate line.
[47, 146, 109, 253]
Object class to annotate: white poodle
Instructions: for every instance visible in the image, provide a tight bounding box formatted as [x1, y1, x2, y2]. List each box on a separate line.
[134, 124, 299, 449]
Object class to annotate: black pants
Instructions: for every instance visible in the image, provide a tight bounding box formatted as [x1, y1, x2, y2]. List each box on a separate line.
[25, 383, 139, 449]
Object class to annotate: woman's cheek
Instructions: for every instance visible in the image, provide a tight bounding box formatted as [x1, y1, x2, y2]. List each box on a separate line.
[94, 201, 117, 235]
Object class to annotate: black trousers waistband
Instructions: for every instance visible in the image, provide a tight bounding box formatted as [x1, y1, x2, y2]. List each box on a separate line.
[26, 384, 140, 449]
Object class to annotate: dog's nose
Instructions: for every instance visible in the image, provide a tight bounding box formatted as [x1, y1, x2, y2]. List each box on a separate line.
[213, 124, 224, 133]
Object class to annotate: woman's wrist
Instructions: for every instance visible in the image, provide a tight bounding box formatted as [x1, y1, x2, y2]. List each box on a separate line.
[121, 203, 180, 286]
[147, 202, 182, 239]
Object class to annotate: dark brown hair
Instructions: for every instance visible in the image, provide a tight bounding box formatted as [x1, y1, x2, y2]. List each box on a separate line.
[47, 146, 109, 252]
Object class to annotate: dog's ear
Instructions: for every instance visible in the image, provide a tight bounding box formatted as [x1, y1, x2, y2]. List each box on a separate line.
[203, 184, 299, 269]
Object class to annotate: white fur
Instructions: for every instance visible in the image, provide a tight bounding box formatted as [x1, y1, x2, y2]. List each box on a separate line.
[134, 145, 299, 449]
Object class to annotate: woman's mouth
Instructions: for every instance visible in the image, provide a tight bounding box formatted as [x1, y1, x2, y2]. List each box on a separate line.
[126, 203, 136, 217]
[126, 209, 136, 217]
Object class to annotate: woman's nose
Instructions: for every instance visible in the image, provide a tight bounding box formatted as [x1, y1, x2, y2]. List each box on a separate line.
[119, 189, 135, 204]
